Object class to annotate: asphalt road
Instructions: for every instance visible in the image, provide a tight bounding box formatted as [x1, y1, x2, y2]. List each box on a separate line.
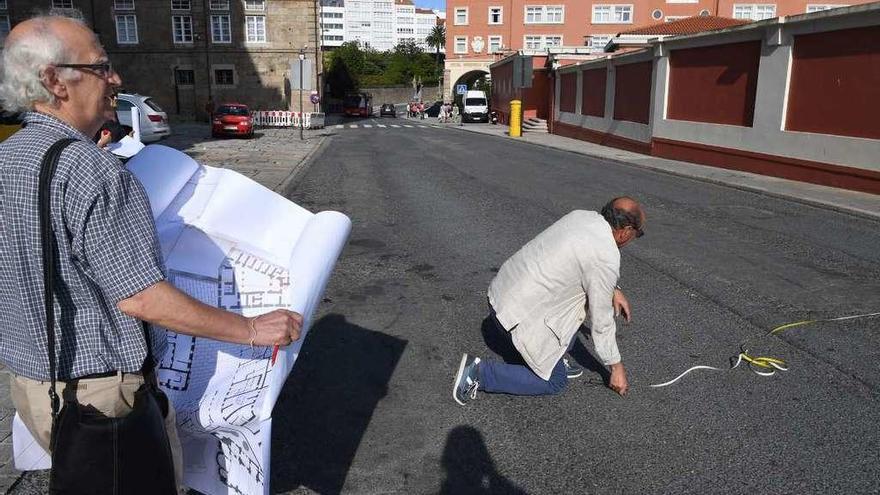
[272, 116, 880, 495]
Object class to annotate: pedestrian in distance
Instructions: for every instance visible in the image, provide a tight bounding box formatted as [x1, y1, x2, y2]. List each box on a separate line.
[0, 14, 303, 492]
[453, 197, 646, 404]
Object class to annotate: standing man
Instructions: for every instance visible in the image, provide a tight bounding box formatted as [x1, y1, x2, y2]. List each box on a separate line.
[0, 14, 302, 488]
[453, 198, 646, 404]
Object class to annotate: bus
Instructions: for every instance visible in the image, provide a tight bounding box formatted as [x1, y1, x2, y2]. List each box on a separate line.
[343, 92, 373, 117]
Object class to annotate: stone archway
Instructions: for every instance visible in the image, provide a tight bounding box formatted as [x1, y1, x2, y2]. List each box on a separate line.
[450, 70, 490, 104]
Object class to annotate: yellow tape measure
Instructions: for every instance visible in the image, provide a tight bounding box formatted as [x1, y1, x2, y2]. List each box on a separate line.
[650, 312, 880, 388]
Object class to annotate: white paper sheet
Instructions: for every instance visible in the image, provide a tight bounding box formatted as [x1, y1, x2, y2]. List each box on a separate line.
[106, 135, 145, 158]
[12, 144, 351, 495]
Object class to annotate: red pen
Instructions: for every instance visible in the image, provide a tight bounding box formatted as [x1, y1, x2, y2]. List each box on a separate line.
[270, 345, 280, 365]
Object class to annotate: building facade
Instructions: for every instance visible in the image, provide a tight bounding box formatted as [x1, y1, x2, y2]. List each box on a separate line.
[318, 0, 442, 52]
[1, 0, 320, 118]
[444, 0, 867, 99]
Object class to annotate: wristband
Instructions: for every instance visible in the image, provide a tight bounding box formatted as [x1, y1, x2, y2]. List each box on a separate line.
[248, 316, 259, 348]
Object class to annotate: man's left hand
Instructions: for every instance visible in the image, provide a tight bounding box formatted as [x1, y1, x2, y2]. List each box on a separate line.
[613, 288, 632, 323]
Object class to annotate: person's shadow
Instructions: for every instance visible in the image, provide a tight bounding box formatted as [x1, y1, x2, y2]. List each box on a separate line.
[439, 426, 527, 495]
[479, 315, 609, 384]
[270, 314, 407, 494]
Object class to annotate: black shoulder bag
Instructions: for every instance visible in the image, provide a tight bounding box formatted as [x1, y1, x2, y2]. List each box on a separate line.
[39, 139, 177, 495]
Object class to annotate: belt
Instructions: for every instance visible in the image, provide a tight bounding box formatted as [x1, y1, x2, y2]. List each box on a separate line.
[76, 359, 155, 381]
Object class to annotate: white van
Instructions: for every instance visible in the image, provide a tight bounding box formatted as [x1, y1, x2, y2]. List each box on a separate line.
[462, 90, 489, 123]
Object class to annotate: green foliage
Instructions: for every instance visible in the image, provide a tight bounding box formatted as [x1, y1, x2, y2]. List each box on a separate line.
[324, 40, 444, 94]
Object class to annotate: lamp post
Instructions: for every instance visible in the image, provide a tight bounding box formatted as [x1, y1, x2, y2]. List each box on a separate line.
[299, 48, 305, 141]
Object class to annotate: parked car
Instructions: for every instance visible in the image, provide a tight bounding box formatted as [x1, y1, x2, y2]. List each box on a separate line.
[462, 90, 489, 123]
[211, 103, 254, 138]
[115, 93, 171, 142]
[379, 103, 397, 117]
[0, 111, 22, 143]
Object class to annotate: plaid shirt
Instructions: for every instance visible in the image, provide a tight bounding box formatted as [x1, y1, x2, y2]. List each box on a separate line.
[0, 112, 167, 380]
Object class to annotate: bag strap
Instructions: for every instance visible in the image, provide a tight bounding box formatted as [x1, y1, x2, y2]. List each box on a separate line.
[38, 138, 77, 419]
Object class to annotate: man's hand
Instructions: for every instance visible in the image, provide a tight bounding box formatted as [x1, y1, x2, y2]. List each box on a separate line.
[609, 362, 629, 396]
[252, 309, 303, 347]
[612, 288, 632, 323]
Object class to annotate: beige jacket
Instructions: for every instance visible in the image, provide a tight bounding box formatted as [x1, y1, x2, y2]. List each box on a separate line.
[487, 210, 621, 380]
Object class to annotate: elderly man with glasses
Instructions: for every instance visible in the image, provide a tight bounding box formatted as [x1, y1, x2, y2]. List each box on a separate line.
[453, 197, 646, 404]
[0, 14, 303, 491]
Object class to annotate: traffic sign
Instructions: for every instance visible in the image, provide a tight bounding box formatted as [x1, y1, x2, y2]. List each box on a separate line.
[456, 84, 467, 95]
[310, 93, 320, 105]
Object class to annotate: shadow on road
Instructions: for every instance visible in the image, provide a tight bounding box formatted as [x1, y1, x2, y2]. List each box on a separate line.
[270, 314, 407, 494]
[439, 425, 527, 495]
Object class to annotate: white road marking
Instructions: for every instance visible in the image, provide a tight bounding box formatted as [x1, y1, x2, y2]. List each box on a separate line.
[335, 124, 344, 129]
[348, 124, 358, 128]
[363, 124, 373, 128]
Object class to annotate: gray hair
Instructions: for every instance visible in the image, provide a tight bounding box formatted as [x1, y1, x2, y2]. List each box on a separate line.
[0, 14, 93, 113]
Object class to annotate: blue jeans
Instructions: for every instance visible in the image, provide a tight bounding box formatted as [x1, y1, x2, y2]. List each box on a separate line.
[478, 314, 572, 396]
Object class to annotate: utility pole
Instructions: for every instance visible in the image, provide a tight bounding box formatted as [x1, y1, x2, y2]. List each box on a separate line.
[299, 47, 305, 141]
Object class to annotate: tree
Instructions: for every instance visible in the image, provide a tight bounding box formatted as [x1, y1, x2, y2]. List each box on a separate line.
[425, 24, 446, 77]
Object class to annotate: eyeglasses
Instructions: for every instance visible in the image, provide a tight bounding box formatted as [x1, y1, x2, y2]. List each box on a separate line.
[54, 62, 114, 78]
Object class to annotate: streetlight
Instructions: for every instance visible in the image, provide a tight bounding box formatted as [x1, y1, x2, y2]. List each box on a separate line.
[299, 47, 306, 141]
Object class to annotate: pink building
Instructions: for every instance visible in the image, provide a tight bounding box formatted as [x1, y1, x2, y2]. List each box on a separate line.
[444, 0, 867, 98]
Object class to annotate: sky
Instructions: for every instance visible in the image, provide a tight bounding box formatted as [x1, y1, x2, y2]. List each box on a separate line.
[414, 0, 445, 11]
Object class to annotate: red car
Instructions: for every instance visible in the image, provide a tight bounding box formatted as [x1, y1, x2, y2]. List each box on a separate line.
[212, 103, 254, 138]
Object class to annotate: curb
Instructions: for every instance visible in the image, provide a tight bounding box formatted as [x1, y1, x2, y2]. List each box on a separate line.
[274, 134, 330, 198]
[445, 124, 880, 221]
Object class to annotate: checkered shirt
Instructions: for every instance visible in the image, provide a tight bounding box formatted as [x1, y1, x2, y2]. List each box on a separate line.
[0, 112, 167, 380]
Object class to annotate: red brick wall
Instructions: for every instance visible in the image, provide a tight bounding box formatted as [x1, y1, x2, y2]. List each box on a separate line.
[613, 61, 653, 124]
[786, 25, 880, 140]
[667, 41, 761, 127]
[525, 69, 551, 120]
[559, 72, 577, 113]
[581, 68, 607, 118]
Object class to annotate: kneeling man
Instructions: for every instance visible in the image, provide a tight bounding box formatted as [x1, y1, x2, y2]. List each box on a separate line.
[453, 197, 645, 404]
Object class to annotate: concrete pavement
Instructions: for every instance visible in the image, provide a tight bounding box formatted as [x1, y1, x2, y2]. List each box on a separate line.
[436, 121, 880, 219]
[1, 122, 327, 494]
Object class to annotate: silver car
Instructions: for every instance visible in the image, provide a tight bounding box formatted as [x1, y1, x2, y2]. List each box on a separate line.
[115, 93, 172, 143]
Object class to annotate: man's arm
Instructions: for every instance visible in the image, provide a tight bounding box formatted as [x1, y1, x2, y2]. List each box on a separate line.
[585, 262, 628, 396]
[118, 281, 302, 347]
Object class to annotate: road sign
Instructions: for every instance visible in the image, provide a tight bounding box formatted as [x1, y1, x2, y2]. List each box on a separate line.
[310, 93, 320, 105]
[456, 84, 467, 95]
[290, 59, 314, 90]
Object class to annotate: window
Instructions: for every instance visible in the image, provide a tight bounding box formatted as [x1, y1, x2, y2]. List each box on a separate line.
[489, 6, 503, 24]
[524, 34, 561, 49]
[0, 1, 7, 9]
[322, 23, 343, 29]
[115, 15, 138, 44]
[488, 35, 502, 53]
[114, 0, 134, 9]
[323, 12, 343, 18]
[211, 15, 231, 42]
[171, 0, 190, 9]
[172, 15, 193, 43]
[525, 5, 564, 24]
[524, 35, 542, 49]
[52, 0, 73, 7]
[454, 7, 468, 25]
[175, 68, 194, 86]
[0, 15, 9, 42]
[592, 5, 633, 23]
[806, 4, 847, 11]
[245, 0, 265, 11]
[214, 68, 234, 86]
[652, 9, 663, 19]
[589, 34, 612, 51]
[323, 34, 343, 41]
[245, 15, 266, 42]
[454, 35, 467, 54]
[210, 0, 229, 9]
[733, 4, 776, 20]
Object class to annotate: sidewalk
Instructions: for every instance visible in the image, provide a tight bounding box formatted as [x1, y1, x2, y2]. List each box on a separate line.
[1, 122, 328, 494]
[445, 122, 880, 219]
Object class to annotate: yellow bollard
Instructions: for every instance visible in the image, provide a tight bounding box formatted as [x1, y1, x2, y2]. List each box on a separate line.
[509, 100, 522, 137]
